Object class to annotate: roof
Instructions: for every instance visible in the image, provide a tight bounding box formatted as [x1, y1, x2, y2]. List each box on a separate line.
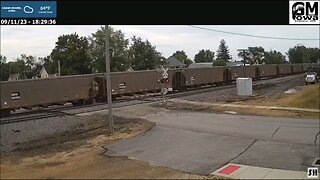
[189, 63, 212, 68]
[8, 74, 20, 81]
[226, 62, 247, 66]
[164, 56, 186, 68]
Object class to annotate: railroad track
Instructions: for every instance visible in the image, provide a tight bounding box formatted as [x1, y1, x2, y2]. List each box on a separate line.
[0, 74, 304, 125]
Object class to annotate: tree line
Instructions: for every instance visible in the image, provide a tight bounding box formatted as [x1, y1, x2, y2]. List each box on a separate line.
[1, 26, 319, 81]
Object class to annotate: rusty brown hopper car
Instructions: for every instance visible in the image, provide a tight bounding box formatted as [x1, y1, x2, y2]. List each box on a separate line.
[303, 63, 319, 71]
[211, 67, 228, 83]
[0, 74, 100, 112]
[176, 67, 227, 87]
[110, 70, 166, 95]
[291, 64, 303, 74]
[303, 63, 313, 71]
[228, 66, 258, 80]
[258, 65, 278, 78]
[278, 64, 292, 75]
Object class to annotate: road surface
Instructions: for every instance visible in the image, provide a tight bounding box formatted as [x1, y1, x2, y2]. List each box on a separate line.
[104, 111, 319, 175]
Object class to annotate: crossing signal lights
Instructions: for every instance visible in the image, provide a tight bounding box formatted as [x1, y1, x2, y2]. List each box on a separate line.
[160, 78, 169, 84]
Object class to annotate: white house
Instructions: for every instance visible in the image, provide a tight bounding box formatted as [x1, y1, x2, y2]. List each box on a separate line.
[40, 66, 58, 78]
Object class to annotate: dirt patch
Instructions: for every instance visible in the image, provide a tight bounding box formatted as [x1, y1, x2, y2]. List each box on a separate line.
[252, 84, 319, 109]
[168, 75, 319, 119]
[158, 101, 318, 119]
[182, 75, 306, 104]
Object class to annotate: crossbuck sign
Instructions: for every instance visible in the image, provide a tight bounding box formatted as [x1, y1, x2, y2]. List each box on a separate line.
[162, 67, 168, 79]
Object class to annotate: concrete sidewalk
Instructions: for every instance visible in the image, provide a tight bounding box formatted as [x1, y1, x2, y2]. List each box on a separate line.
[212, 163, 314, 179]
[169, 98, 320, 113]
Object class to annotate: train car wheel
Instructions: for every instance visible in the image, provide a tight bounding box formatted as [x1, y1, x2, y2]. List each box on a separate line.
[0, 109, 11, 117]
[71, 99, 85, 106]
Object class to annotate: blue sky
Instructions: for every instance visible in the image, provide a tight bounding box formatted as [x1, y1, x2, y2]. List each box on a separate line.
[1, 25, 319, 62]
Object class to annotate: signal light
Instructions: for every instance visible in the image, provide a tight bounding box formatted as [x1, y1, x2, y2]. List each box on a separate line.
[159, 78, 169, 84]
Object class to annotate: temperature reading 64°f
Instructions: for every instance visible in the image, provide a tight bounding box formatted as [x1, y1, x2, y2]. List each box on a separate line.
[40, 6, 51, 11]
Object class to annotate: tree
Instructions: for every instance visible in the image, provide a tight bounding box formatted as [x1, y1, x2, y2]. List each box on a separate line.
[8, 57, 27, 79]
[129, 36, 163, 70]
[194, 49, 215, 63]
[237, 49, 250, 64]
[216, 39, 232, 62]
[248, 46, 265, 65]
[51, 33, 92, 75]
[89, 26, 130, 72]
[287, 45, 308, 63]
[264, 50, 285, 64]
[172, 50, 193, 66]
[0, 55, 10, 81]
[306, 47, 320, 63]
[212, 59, 226, 66]
[17, 54, 42, 78]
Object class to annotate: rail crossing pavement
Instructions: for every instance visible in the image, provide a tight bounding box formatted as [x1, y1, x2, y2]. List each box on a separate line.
[104, 111, 320, 178]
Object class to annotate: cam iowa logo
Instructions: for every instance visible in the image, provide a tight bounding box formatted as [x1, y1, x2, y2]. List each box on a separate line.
[289, 0, 319, 24]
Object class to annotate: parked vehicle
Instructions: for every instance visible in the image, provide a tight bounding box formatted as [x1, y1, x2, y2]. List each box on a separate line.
[305, 67, 319, 85]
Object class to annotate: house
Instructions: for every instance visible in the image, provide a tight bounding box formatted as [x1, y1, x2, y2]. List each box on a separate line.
[189, 62, 212, 68]
[40, 66, 58, 78]
[163, 56, 186, 69]
[40, 66, 49, 78]
[7, 74, 20, 81]
[126, 67, 134, 72]
[226, 61, 250, 66]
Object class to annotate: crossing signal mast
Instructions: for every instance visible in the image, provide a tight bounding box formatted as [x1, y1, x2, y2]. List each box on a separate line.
[159, 67, 169, 103]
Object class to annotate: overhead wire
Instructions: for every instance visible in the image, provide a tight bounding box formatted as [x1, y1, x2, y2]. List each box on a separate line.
[188, 25, 320, 41]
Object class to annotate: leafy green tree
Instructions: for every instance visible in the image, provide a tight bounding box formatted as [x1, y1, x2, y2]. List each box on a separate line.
[264, 50, 285, 64]
[237, 49, 250, 64]
[212, 59, 227, 66]
[17, 54, 42, 78]
[89, 26, 130, 72]
[129, 36, 163, 70]
[0, 55, 10, 81]
[248, 46, 265, 65]
[51, 33, 92, 75]
[172, 50, 192, 66]
[194, 49, 215, 63]
[8, 57, 27, 79]
[287, 45, 308, 63]
[216, 39, 232, 62]
[306, 47, 320, 63]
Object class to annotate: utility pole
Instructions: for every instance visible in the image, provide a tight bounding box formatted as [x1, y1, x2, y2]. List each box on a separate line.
[58, 60, 61, 76]
[105, 25, 114, 134]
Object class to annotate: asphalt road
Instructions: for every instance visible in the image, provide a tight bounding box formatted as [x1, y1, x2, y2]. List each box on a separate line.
[105, 111, 320, 175]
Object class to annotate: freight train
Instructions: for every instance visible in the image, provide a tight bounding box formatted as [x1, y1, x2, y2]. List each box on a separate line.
[0, 63, 318, 116]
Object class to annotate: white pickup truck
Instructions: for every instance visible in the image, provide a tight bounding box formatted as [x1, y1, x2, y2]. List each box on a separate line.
[305, 67, 319, 85]
[305, 74, 318, 84]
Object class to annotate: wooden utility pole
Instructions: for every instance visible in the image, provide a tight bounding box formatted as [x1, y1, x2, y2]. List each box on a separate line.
[105, 25, 114, 134]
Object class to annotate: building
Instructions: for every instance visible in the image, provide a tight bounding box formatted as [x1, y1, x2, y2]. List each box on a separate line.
[7, 74, 20, 81]
[163, 56, 186, 69]
[189, 62, 212, 68]
[226, 61, 250, 66]
[40, 66, 58, 78]
[126, 67, 134, 72]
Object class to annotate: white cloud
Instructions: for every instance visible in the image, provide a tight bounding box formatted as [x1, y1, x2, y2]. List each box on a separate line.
[1, 25, 319, 62]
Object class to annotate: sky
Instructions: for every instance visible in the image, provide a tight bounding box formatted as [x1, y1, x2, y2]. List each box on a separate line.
[1, 25, 319, 62]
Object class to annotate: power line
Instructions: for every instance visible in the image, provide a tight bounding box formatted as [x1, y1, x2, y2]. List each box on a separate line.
[188, 25, 320, 41]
